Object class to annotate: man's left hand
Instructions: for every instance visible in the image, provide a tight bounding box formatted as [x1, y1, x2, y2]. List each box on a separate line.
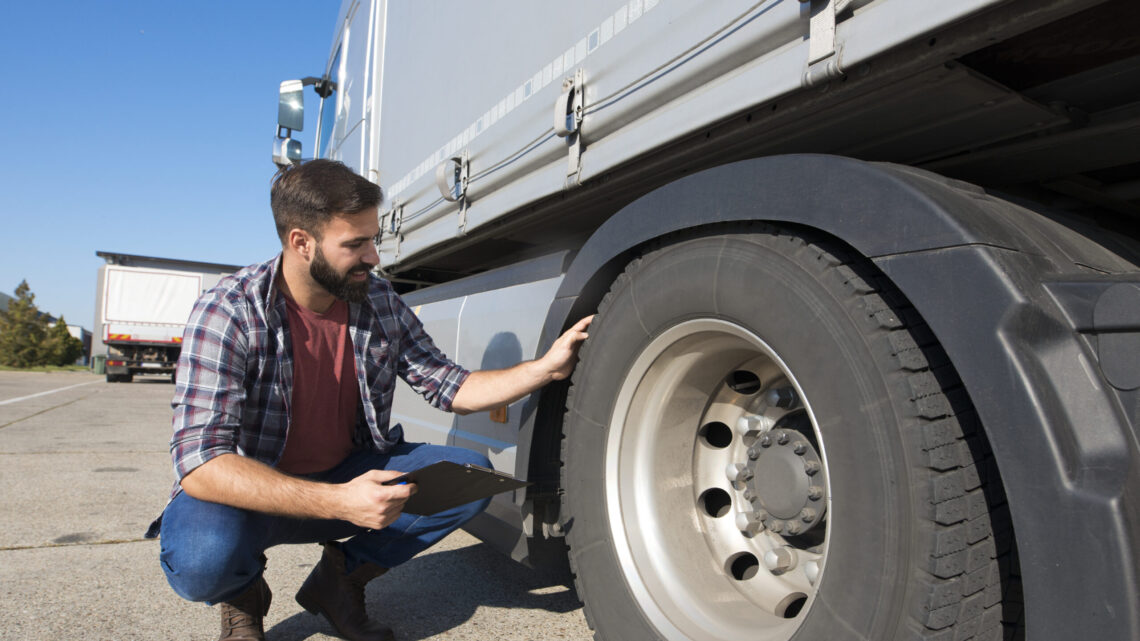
[540, 315, 594, 381]
[451, 315, 595, 415]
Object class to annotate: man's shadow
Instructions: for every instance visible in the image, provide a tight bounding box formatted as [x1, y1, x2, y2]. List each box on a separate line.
[267, 540, 581, 640]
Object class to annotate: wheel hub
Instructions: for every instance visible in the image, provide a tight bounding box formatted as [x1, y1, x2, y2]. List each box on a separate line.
[745, 429, 827, 534]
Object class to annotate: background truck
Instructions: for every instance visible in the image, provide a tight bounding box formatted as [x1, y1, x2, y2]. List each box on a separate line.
[99, 265, 199, 382]
[94, 253, 239, 383]
[274, 1, 1140, 639]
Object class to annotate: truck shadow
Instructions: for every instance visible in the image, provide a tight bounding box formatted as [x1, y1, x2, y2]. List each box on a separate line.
[266, 541, 582, 640]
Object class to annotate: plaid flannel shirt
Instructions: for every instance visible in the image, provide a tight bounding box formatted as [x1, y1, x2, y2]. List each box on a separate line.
[146, 255, 469, 537]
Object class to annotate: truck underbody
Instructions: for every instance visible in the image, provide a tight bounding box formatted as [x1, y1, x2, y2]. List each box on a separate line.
[104, 341, 179, 383]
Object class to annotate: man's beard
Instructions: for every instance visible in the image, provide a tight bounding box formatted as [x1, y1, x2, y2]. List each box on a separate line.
[309, 245, 372, 303]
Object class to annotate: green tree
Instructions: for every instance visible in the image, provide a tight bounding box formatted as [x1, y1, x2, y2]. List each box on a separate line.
[0, 280, 48, 367]
[44, 316, 84, 366]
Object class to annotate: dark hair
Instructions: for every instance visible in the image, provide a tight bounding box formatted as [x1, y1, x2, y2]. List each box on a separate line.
[270, 159, 382, 242]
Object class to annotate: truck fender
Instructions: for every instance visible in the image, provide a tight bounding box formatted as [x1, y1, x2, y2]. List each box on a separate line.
[526, 153, 1140, 639]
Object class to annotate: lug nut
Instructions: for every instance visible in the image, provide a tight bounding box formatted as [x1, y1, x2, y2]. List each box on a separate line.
[776, 431, 790, 445]
[742, 488, 756, 501]
[736, 414, 765, 436]
[759, 434, 772, 448]
[804, 460, 821, 476]
[785, 521, 803, 535]
[800, 508, 817, 523]
[807, 485, 823, 500]
[764, 546, 798, 574]
[726, 463, 753, 483]
[768, 519, 784, 533]
[747, 446, 761, 460]
[765, 387, 798, 409]
[793, 442, 807, 455]
[805, 560, 820, 585]
[756, 509, 770, 521]
[736, 510, 764, 535]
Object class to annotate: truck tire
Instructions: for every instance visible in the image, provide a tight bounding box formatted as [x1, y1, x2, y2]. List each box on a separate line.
[561, 228, 1017, 641]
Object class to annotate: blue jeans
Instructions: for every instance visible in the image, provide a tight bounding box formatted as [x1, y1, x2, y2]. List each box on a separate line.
[159, 442, 492, 604]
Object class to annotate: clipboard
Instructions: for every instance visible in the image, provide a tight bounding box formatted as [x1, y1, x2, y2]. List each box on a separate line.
[382, 460, 531, 516]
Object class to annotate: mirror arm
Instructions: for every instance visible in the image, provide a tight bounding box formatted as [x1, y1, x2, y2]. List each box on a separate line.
[301, 76, 337, 99]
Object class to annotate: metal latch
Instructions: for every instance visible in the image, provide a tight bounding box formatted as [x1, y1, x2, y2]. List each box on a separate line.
[554, 68, 585, 181]
[804, 0, 841, 86]
[434, 151, 470, 232]
[383, 201, 404, 261]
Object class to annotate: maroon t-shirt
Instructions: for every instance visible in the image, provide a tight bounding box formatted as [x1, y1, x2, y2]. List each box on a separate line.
[276, 295, 358, 475]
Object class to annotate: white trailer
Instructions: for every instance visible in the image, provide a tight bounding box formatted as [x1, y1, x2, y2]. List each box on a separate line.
[274, 1, 1140, 639]
[100, 266, 199, 382]
[94, 253, 238, 383]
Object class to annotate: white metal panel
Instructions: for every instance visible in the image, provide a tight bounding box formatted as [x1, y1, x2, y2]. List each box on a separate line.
[388, 296, 463, 446]
[449, 276, 564, 474]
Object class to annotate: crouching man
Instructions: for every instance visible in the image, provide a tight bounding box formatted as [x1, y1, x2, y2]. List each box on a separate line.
[146, 159, 592, 641]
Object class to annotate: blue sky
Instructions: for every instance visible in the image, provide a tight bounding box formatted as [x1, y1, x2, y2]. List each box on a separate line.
[0, 1, 339, 330]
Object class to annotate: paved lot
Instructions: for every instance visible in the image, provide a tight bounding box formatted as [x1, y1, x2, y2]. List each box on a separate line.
[0, 371, 592, 640]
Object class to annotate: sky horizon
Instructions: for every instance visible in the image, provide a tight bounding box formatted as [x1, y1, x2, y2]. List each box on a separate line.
[1, 1, 339, 331]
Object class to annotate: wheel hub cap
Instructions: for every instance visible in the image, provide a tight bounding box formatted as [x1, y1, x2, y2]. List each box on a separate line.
[747, 429, 827, 533]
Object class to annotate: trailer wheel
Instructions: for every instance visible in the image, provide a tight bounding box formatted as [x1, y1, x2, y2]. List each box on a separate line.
[561, 229, 1016, 640]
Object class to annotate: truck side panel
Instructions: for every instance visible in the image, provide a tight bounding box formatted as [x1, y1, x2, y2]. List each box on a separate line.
[392, 275, 563, 476]
[374, 0, 1010, 269]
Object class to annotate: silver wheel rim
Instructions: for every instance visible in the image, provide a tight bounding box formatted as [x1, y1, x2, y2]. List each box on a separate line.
[605, 319, 831, 640]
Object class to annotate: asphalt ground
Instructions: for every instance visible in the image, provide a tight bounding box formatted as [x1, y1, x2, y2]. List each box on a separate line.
[0, 370, 593, 640]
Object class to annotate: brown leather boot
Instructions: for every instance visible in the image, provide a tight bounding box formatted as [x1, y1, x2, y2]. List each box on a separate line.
[217, 575, 272, 641]
[295, 542, 394, 641]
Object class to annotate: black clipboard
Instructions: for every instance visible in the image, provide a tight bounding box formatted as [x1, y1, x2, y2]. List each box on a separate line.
[382, 460, 531, 516]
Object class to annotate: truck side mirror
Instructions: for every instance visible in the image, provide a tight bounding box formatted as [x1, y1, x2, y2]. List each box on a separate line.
[278, 80, 304, 131]
[273, 80, 305, 167]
